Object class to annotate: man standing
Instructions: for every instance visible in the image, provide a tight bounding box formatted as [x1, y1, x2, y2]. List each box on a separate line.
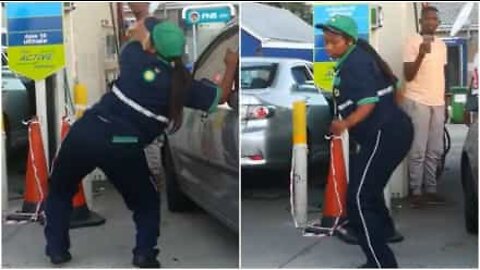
[402, 6, 447, 208]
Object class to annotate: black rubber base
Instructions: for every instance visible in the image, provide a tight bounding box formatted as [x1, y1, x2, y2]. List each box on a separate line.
[70, 205, 106, 229]
[21, 201, 43, 214]
[5, 211, 44, 223]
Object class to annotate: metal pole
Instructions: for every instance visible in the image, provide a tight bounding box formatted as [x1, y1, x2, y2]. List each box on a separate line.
[2, 116, 8, 212]
[54, 72, 65, 148]
[110, 3, 120, 54]
[192, 23, 198, 61]
[163, 3, 167, 19]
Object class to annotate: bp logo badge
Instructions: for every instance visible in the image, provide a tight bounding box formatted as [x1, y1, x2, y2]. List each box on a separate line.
[334, 88, 340, 97]
[143, 69, 156, 83]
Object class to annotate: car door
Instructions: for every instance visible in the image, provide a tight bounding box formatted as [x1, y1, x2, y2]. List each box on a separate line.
[168, 22, 239, 231]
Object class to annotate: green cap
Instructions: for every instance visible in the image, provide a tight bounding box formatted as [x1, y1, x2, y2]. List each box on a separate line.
[151, 21, 186, 59]
[316, 15, 358, 41]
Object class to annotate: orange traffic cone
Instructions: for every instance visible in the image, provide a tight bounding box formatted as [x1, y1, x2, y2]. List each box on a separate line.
[6, 117, 48, 222]
[59, 116, 105, 229]
[304, 135, 348, 236]
[320, 136, 348, 228]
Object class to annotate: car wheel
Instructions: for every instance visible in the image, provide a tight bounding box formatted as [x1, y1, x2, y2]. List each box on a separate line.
[461, 153, 478, 235]
[162, 138, 196, 212]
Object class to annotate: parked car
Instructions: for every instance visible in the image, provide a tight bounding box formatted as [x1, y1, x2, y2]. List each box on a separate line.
[241, 57, 332, 171]
[161, 20, 239, 232]
[2, 67, 31, 154]
[461, 70, 478, 235]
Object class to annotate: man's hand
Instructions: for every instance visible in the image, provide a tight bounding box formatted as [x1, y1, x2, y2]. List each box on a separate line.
[419, 42, 431, 58]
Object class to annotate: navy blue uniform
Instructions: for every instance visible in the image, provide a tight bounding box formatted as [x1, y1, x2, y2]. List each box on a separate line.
[45, 41, 220, 258]
[334, 45, 413, 268]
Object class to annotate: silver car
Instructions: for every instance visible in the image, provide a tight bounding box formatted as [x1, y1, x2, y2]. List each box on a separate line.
[2, 67, 31, 153]
[162, 21, 239, 232]
[461, 91, 478, 235]
[241, 57, 332, 171]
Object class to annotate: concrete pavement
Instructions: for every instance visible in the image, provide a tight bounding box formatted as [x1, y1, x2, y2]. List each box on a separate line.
[241, 124, 478, 268]
[3, 181, 238, 268]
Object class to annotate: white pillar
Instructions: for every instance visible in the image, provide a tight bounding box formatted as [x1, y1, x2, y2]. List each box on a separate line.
[35, 80, 49, 168]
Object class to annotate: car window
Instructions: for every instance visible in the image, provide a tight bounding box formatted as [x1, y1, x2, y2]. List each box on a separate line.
[194, 27, 239, 98]
[291, 65, 313, 85]
[2, 70, 26, 91]
[241, 63, 277, 90]
[306, 64, 314, 78]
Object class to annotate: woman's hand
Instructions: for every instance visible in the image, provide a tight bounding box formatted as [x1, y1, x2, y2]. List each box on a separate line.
[127, 20, 155, 52]
[128, 20, 148, 41]
[224, 48, 239, 70]
[331, 103, 376, 135]
[329, 120, 348, 136]
[218, 48, 238, 103]
[128, 2, 150, 21]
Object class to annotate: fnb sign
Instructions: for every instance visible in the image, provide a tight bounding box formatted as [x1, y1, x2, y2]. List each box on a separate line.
[183, 4, 236, 25]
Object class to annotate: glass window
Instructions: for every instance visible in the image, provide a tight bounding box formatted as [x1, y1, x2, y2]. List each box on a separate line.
[291, 65, 312, 85]
[241, 63, 278, 90]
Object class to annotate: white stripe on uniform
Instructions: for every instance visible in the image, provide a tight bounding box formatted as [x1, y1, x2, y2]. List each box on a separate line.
[356, 130, 383, 268]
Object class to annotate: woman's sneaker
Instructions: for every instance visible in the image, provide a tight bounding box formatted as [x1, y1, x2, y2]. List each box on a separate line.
[133, 254, 161, 268]
[48, 251, 72, 265]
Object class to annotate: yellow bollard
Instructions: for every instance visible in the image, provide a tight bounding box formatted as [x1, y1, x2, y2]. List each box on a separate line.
[74, 83, 88, 118]
[293, 101, 307, 145]
[290, 100, 308, 228]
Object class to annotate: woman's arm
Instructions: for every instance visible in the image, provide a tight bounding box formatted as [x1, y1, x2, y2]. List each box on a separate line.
[219, 49, 239, 104]
[330, 103, 376, 136]
[128, 2, 150, 21]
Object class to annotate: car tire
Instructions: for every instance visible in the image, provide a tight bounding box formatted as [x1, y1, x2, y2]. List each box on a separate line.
[162, 138, 196, 212]
[461, 153, 478, 235]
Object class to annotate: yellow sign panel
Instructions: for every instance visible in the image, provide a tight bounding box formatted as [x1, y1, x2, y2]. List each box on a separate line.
[313, 62, 336, 92]
[6, 2, 65, 80]
[7, 45, 65, 81]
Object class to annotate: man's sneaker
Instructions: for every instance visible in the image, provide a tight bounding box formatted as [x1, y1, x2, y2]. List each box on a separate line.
[409, 195, 425, 209]
[133, 254, 161, 268]
[48, 251, 72, 265]
[424, 193, 446, 206]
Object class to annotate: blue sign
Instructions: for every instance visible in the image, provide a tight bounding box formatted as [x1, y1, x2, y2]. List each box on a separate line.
[6, 2, 65, 80]
[185, 6, 232, 25]
[7, 3, 64, 47]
